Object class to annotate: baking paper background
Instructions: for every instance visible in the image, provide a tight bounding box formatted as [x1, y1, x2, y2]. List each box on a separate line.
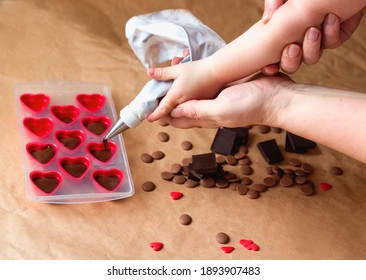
[1, 0, 366, 260]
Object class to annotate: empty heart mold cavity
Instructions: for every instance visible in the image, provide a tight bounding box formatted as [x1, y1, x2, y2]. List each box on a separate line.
[82, 116, 111, 136]
[55, 130, 85, 150]
[76, 93, 106, 112]
[59, 157, 90, 179]
[30, 171, 62, 195]
[92, 169, 123, 191]
[51, 105, 80, 124]
[26, 143, 57, 164]
[87, 141, 117, 163]
[23, 117, 53, 137]
[20, 93, 50, 113]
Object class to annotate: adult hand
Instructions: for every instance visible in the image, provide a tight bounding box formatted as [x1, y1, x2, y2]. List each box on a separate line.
[160, 73, 294, 129]
[261, 0, 365, 75]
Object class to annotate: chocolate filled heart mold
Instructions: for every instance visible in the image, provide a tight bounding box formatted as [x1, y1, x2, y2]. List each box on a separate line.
[55, 130, 85, 150]
[87, 141, 117, 162]
[59, 157, 90, 179]
[82, 116, 111, 136]
[26, 143, 57, 164]
[30, 171, 62, 194]
[92, 169, 123, 191]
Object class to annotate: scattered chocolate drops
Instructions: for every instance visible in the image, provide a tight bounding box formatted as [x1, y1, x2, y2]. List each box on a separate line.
[150, 242, 164, 251]
[216, 232, 230, 244]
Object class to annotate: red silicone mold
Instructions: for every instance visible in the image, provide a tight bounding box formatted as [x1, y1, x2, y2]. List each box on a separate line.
[76, 93, 106, 112]
[51, 105, 80, 125]
[55, 130, 85, 151]
[58, 156, 90, 179]
[23, 117, 53, 137]
[92, 169, 124, 192]
[30, 170, 62, 195]
[87, 141, 117, 163]
[20, 93, 50, 113]
[26, 143, 57, 165]
[81, 116, 111, 136]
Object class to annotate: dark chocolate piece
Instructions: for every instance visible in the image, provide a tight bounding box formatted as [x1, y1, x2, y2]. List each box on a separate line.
[192, 152, 217, 174]
[257, 139, 283, 164]
[285, 131, 316, 153]
[226, 127, 249, 147]
[210, 128, 237, 155]
[31, 145, 55, 164]
[33, 177, 59, 194]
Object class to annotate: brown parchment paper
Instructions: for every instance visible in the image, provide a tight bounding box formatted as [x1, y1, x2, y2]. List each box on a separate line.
[1, 0, 366, 260]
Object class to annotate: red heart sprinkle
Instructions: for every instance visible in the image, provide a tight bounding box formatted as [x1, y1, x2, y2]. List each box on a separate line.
[150, 242, 163, 251]
[170, 191, 183, 200]
[239, 239, 253, 248]
[320, 183, 333, 191]
[246, 243, 259, 251]
[221, 246, 235, 254]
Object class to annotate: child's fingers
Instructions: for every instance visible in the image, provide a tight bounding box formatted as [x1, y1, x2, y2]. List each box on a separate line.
[147, 91, 180, 122]
[147, 65, 181, 81]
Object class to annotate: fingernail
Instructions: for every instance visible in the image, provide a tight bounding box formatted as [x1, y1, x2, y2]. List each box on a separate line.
[148, 68, 155, 76]
[308, 27, 320, 43]
[287, 45, 301, 59]
[171, 107, 183, 118]
[261, 8, 272, 24]
[325, 14, 337, 25]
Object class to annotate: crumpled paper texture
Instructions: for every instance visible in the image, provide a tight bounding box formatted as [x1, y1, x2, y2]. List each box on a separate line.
[1, 0, 366, 260]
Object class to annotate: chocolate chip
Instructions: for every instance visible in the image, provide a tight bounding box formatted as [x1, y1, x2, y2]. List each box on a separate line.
[184, 179, 199, 188]
[257, 139, 283, 164]
[181, 157, 192, 166]
[265, 166, 274, 175]
[229, 182, 241, 191]
[252, 183, 268, 192]
[215, 179, 230, 189]
[179, 214, 192, 225]
[300, 182, 314, 196]
[173, 175, 186, 184]
[161, 172, 174, 181]
[240, 164, 253, 175]
[258, 125, 270, 134]
[241, 177, 253, 186]
[236, 184, 249, 195]
[181, 141, 193, 151]
[263, 177, 277, 187]
[302, 163, 314, 174]
[171, 163, 183, 175]
[289, 158, 302, 167]
[140, 153, 153, 163]
[142, 181, 156, 192]
[330, 166, 343, 176]
[225, 155, 237, 165]
[216, 156, 227, 165]
[157, 131, 169, 142]
[294, 169, 306, 176]
[238, 146, 248, 154]
[295, 176, 308, 185]
[238, 157, 251, 165]
[151, 150, 165, 160]
[272, 166, 284, 177]
[200, 177, 215, 188]
[216, 232, 230, 244]
[283, 168, 295, 175]
[280, 175, 294, 187]
[247, 189, 260, 199]
[234, 152, 246, 159]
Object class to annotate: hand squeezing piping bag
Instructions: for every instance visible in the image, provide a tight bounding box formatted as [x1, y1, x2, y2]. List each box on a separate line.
[103, 9, 226, 141]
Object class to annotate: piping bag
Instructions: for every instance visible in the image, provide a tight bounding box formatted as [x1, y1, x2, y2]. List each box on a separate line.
[103, 9, 226, 141]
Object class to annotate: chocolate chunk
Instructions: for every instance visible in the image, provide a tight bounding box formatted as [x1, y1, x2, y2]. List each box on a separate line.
[257, 139, 283, 164]
[227, 127, 249, 147]
[216, 232, 230, 244]
[210, 128, 238, 155]
[192, 152, 217, 174]
[285, 131, 316, 153]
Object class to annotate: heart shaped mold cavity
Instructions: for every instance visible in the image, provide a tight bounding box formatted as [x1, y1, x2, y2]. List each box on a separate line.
[26, 143, 57, 164]
[55, 130, 85, 150]
[82, 116, 111, 136]
[76, 93, 106, 112]
[59, 157, 90, 179]
[20, 93, 50, 113]
[30, 171, 62, 195]
[23, 117, 53, 137]
[87, 141, 117, 163]
[92, 169, 124, 191]
[51, 105, 80, 124]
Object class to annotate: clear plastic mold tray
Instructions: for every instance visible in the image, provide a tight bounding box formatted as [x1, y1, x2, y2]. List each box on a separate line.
[15, 81, 134, 204]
